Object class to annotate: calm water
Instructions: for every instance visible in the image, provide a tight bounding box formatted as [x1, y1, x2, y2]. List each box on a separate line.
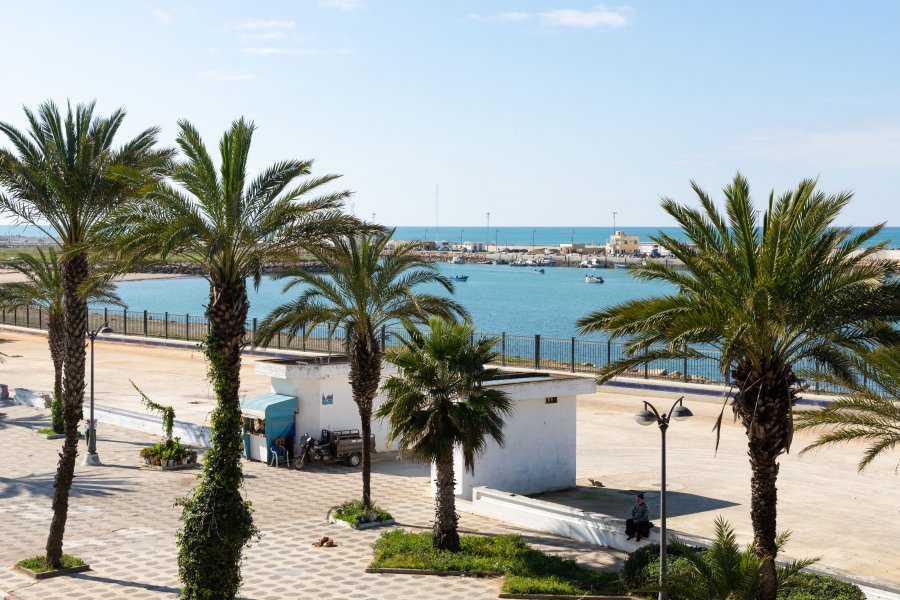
[108, 264, 673, 340]
[4, 224, 898, 248]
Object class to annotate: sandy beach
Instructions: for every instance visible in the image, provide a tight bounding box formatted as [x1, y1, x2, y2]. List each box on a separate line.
[0, 270, 191, 285]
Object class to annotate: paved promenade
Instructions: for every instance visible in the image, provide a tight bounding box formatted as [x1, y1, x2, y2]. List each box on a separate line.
[1, 328, 899, 598]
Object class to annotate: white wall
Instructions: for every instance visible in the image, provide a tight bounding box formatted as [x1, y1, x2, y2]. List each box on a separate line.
[450, 394, 577, 498]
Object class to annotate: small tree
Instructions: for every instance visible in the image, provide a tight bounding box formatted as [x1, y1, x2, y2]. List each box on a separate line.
[378, 318, 512, 551]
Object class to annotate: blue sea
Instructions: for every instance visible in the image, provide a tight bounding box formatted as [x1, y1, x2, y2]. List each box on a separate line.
[109, 263, 671, 340]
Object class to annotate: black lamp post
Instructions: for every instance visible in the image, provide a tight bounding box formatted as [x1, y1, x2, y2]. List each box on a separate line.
[83, 322, 113, 466]
[633, 396, 693, 600]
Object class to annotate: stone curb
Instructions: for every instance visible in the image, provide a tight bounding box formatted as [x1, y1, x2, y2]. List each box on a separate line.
[12, 563, 91, 580]
[365, 567, 501, 577]
[328, 516, 396, 530]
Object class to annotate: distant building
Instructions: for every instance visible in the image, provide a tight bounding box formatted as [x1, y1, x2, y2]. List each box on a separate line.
[462, 241, 486, 253]
[606, 230, 640, 255]
[558, 243, 587, 254]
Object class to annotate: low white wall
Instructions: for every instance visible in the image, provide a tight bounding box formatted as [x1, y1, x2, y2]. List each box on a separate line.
[462, 486, 667, 553]
[9, 388, 210, 448]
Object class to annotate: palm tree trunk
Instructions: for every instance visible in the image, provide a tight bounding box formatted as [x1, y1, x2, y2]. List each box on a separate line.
[348, 331, 381, 509]
[47, 314, 65, 407]
[750, 444, 779, 600]
[176, 281, 256, 600]
[433, 456, 460, 551]
[45, 252, 88, 568]
[733, 362, 794, 600]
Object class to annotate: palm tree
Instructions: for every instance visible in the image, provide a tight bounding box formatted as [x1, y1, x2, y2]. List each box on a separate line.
[576, 173, 900, 600]
[649, 517, 817, 600]
[0, 248, 124, 411]
[378, 318, 512, 551]
[795, 345, 900, 471]
[0, 101, 170, 568]
[104, 118, 367, 600]
[256, 231, 467, 509]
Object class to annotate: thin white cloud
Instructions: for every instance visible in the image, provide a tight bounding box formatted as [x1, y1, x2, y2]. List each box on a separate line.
[737, 122, 900, 169]
[241, 46, 353, 57]
[237, 20, 296, 30]
[317, 0, 365, 11]
[197, 68, 256, 82]
[151, 9, 171, 23]
[469, 4, 631, 29]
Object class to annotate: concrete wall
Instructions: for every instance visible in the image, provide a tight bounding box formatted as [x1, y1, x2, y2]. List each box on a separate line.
[450, 394, 577, 499]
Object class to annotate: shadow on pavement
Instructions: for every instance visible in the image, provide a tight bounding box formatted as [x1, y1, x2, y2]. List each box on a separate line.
[0, 472, 133, 499]
[532, 485, 739, 519]
[70, 573, 181, 595]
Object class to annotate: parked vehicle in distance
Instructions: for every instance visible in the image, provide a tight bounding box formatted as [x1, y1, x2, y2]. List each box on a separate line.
[295, 429, 374, 469]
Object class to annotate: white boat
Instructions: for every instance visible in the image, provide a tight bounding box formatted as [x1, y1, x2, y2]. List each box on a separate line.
[585, 275, 604, 284]
[614, 264, 628, 269]
[449, 256, 465, 265]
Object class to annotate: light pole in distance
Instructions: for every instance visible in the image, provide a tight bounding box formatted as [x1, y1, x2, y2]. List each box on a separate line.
[633, 396, 693, 600]
[83, 322, 113, 466]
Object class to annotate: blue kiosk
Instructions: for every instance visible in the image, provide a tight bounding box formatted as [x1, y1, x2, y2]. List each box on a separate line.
[241, 393, 297, 465]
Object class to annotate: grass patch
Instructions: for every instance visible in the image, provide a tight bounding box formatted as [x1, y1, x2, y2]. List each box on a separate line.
[36, 427, 81, 437]
[332, 499, 393, 526]
[371, 529, 622, 596]
[17, 554, 85, 573]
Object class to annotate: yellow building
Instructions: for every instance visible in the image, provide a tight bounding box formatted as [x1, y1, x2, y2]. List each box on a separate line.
[606, 230, 640, 255]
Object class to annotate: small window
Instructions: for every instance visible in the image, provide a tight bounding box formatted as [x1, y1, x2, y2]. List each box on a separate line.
[545, 397, 558, 404]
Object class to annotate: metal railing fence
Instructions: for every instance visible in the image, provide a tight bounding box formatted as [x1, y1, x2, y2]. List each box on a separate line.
[0, 305, 849, 394]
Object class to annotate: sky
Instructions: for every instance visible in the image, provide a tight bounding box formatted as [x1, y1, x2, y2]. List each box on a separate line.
[1, 0, 898, 227]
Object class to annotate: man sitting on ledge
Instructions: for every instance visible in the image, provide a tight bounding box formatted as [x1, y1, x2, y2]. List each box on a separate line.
[625, 492, 652, 541]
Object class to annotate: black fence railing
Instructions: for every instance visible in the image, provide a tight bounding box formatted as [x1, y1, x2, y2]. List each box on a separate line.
[0, 305, 847, 395]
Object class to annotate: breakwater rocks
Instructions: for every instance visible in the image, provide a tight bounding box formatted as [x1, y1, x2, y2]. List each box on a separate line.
[130, 262, 325, 276]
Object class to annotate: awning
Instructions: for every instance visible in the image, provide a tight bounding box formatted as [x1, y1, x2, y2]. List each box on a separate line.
[241, 392, 297, 419]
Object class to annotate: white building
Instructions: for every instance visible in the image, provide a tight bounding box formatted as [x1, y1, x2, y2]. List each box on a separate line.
[462, 241, 487, 252]
[434, 372, 595, 498]
[254, 356, 595, 497]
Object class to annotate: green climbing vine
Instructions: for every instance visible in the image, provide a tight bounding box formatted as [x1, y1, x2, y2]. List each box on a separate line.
[132, 380, 175, 441]
[174, 333, 257, 600]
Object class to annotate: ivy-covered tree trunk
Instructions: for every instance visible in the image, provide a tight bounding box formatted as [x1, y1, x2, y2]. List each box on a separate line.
[176, 280, 257, 600]
[433, 455, 460, 551]
[733, 362, 795, 600]
[47, 313, 66, 431]
[45, 252, 88, 568]
[348, 331, 382, 509]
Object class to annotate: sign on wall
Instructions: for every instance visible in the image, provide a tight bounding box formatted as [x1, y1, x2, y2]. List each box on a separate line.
[322, 393, 334, 405]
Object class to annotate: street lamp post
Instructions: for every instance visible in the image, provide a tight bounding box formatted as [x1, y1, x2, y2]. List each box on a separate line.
[634, 396, 693, 600]
[83, 322, 113, 466]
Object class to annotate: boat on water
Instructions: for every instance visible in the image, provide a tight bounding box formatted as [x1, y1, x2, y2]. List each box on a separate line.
[534, 268, 545, 274]
[527, 257, 557, 267]
[579, 258, 602, 268]
[449, 256, 465, 265]
[492, 259, 509, 265]
[509, 259, 529, 267]
[585, 274, 604, 284]
[614, 264, 628, 269]
[450, 275, 469, 282]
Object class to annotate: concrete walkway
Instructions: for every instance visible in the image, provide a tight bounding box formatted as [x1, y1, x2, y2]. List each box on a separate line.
[1, 328, 898, 597]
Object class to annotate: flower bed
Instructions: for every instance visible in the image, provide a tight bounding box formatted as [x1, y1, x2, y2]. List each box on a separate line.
[329, 499, 395, 529]
[139, 438, 198, 469]
[15, 554, 90, 580]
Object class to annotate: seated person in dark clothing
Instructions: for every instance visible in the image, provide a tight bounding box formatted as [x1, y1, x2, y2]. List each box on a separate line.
[625, 492, 652, 541]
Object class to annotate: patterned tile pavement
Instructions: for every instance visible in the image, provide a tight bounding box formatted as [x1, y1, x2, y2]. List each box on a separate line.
[0, 401, 625, 600]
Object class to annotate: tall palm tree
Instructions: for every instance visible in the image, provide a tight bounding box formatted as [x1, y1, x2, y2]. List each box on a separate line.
[378, 318, 512, 551]
[0, 248, 124, 408]
[0, 100, 170, 568]
[795, 345, 900, 471]
[576, 173, 900, 600]
[104, 118, 368, 600]
[256, 231, 467, 509]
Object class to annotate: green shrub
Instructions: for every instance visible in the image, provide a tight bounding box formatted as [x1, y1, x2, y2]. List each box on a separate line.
[619, 542, 692, 592]
[17, 554, 84, 573]
[779, 573, 865, 600]
[49, 394, 64, 434]
[139, 438, 195, 464]
[332, 498, 392, 526]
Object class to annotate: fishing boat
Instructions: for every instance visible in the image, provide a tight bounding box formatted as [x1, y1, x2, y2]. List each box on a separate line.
[509, 259, 529, 267]
[450, 275, 469, 282]
[585, 274, 604, 284]
[492, 259, 509, 265]
[534, 268, 545, 274]
[614, 264, 628, 269]
[449, 256, 465, 265]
